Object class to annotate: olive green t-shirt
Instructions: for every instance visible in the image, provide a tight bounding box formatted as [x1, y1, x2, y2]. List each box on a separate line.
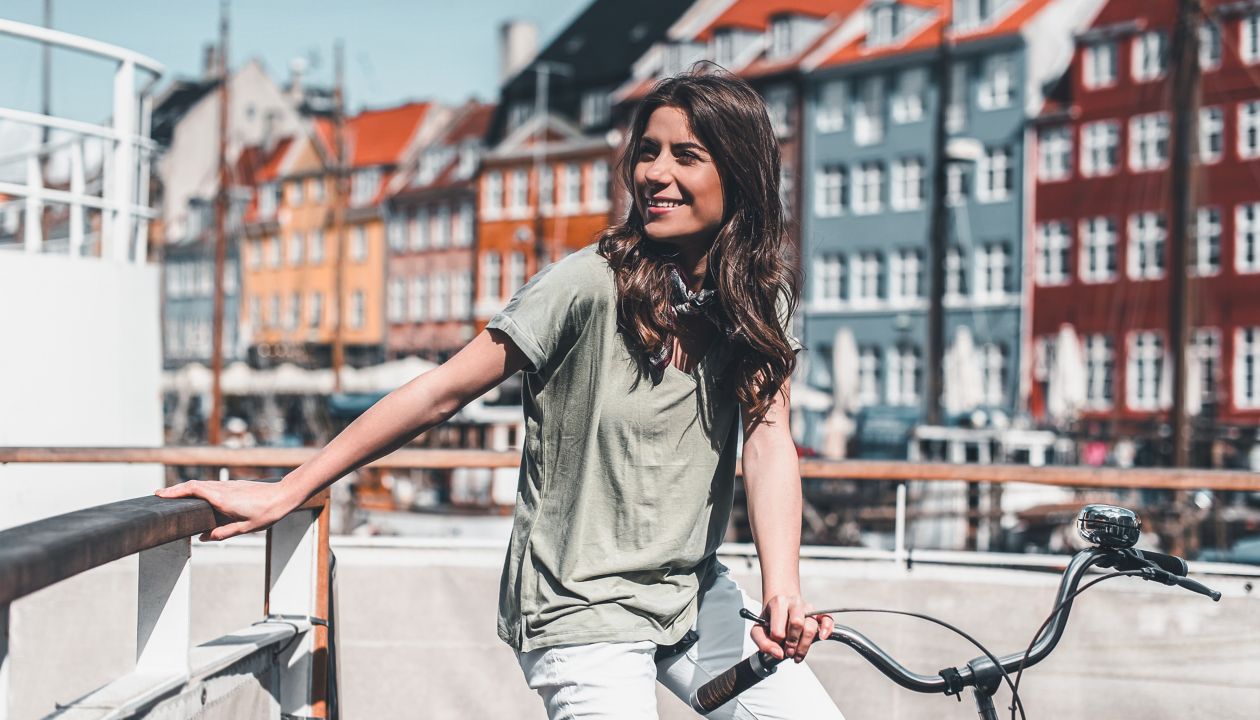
[489, 246, 747, 652]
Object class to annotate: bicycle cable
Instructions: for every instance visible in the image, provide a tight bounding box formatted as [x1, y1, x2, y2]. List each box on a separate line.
[1007, 569, 1148, 720]
[815, 607, 1028, 720]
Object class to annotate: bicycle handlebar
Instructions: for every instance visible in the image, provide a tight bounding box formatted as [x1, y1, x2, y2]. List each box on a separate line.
[691, 546, 1220, 714]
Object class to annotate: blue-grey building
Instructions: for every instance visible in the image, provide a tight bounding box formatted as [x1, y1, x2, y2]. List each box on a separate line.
[797, 0, 1096, 454]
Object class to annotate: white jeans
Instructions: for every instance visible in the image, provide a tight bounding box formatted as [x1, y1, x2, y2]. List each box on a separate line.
[517, 570, 845, 719]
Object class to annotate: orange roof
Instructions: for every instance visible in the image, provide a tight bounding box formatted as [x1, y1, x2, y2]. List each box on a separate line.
[311, 101, 433, 169]
[253, 137, 294, 183]
[698, 0, 847, 40]
[444, 102, 495, 145]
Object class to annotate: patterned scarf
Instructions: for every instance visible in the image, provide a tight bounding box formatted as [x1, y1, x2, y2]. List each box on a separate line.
[648, 266, 736, 371]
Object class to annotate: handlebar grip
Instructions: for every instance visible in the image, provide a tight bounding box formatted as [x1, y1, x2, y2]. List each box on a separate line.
[1174, 575, 1223, 602]
[690, 651, 782, 715]
[1132, 549, 1189, 577]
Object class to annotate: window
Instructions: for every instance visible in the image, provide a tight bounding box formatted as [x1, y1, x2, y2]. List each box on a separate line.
[815, 165, 847, 217]
[308, 230, 325, 264]
[580, 89, 610, 128]
[588, 160, 610, 209]
[388, 214, 406, 251]
[309, 177, 325, 203]
[288, 232, 304, 266]
[456, 202, 474, 246]
[1081, 121, 1119, 176]
[481, 252, 501, 301]
[507, 102, 531, 131]
[946, 163, 968, 206]
[351, 226, 368, 263]
[975, 242, 1011, 301]
[890, 157, 925, 211]
[713, 29, 737, 67]
[765, 86, 793, 139]
[1195, 207, 1221, 276]
[852, 162, 883, 214]
[562, 163, 582, 212]
[409, 276, 428, 321]
[286, 291, 300, 330]
[508, 252, 527, 296]
[1036, 221, 1071, 285]
[887, 345, 921, 405]
[259, 183, 278, 219]
[1082, 42, 1116, 89]
[1080, 217, 1117, 282]
[1084, 334, 1114, 408]
[248, 239, 262, 270]
[1243, 13, 1260, 64]
[249, 296, 261, 332]
[1127, 212, 1166, 280]
[351, 168, 381, 206]
[1192, 328, 1221, 405]
[857, 346, 881, 405]
[308, 292, 323, 329]
[980, 343, 1007, 405]
[267, 236, 281, 268]
[945, 245, 967, 301]
[1200, 22, 1221, 71]
[1131, 31, 1166, 82]
[452, 271, 472, 319]
[1038, 126, 1072, 181]
[269, 293, 280, 328]
[978, 54, 1014, 110]
[891, 69, 926, 124]
[510, 169, 529, 215]
[779, 164, 794, 220]
[954, 0, 984, 30]
[814, 253, 845, 306]
[1129, 113, 1170, 171]
[869, 3, 897, 46]
[435, 204, 451, 248]
[412, 208, 429, 250]
[431, 273, 450, 321]
[977, 146, 1012, 203]
[889, 249, 923, 304]
[1236, 327, 1260, 408]
[388, 278, 405, 323]
[483, 171, 503, 218]
[854, 77, 885, 146]
[1127, 331, 1165, 410]
[1199, 106, 1224, 163]
[290, 180, 304, 206]
[947, 64, 968, 132]
[816, 80, 847, 132]
[769, 16, 793, 58]
[851, 252, 884, 305]
[1236, 203, 1260, 272]
[1239, 101, 1260, 159]
[349, 290, 364, 329]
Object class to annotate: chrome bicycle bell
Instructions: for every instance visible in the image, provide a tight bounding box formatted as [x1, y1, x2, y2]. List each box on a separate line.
[1076, 504, 1141, 549]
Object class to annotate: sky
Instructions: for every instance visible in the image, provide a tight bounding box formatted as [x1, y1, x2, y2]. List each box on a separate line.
[1, 0, 591, 124]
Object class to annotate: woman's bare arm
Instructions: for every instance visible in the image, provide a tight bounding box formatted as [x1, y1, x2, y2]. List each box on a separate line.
[156, 329, 529, 540]
[741, 385, 834, 662]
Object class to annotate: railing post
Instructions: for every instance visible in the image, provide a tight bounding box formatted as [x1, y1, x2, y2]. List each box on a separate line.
[894, 481, 908, 572]
[1, 603, 10, 720]
[109, 57, 137, 262]
[267, 509, 320, 717]
[136, 538, 191, 676]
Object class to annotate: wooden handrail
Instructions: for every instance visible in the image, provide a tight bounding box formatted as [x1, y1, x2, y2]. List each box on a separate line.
[1, 447, 1257, 492]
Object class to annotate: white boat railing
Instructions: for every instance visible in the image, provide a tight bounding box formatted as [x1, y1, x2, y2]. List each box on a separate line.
[0, 19, 163, 264]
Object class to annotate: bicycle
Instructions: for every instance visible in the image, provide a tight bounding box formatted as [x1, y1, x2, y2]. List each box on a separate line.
[690, 504, 1223, 719]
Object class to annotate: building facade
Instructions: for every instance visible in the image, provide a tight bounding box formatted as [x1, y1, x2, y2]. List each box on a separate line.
[1031, 0, 1260, 453]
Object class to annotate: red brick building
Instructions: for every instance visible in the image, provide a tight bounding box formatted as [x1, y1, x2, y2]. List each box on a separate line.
[385, 101, 495, 361]
[1031, 0, 1260, 452]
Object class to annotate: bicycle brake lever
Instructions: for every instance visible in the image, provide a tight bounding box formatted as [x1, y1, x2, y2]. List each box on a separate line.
[740, 608, 769, 626]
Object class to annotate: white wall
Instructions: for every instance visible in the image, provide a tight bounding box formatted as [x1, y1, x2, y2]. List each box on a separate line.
[0, 252, 164, 529]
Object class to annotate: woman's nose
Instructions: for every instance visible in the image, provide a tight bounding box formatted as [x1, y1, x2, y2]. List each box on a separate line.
[644, 157, 672, 185]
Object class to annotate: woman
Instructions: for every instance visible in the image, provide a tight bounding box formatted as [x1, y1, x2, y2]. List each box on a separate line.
[158, 69, 843, 719]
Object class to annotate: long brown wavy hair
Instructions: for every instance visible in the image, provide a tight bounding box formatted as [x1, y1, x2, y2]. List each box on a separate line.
[598, 68, 800, 423]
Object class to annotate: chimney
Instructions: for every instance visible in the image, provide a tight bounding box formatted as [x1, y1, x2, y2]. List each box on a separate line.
[499, 20, 538, 85]
[202, 43, 219, 80]
[288, 56, 308, 106]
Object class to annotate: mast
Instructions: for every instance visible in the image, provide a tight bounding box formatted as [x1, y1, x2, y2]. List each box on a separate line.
[925, 9, 953, 427]
[208, 0, 229, 445]
[331, 40, 347, 392]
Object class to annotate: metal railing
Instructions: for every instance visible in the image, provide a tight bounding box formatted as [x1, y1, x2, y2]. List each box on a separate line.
[2, 446, 1259, 718]
[0, 19, 163, 263]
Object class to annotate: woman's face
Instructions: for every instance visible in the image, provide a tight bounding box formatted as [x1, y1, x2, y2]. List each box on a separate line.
[632, 106, 725, 251]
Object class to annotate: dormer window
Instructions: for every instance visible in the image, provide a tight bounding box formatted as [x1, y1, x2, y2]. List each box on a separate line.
[713, 29, 736, 67]
[954, 0, 987, 31]
[869, 2, 898, 47]
[580, 89, 610, 129]
[769, 16, 793, 59]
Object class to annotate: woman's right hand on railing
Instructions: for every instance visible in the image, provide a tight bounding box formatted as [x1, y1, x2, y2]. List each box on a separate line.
[156, 478, 306, 541]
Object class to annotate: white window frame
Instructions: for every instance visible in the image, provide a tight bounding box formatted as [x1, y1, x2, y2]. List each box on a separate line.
[308, 291, 323, 329]
[1194, 207, 1221, 276]
[351, 226, 368, 263]
[508, 252, 527, 296]
[890, 157, 924, 211]
[977, 54, 1014, 111]
[980, 343, 1007, 406]
[509, 168, 530, 217]
[1079, 216, 1118, 283]
[1035, 221, 1071, 286]
[887, 345, 921, 406]
[481, 252, 501, 302]
[483, 171, 503, 219]
[1199, 106, 1224, 163]
[1235, 327, 1260, 409]
[561, 162, 582, 213]
[349, 289, 365, 329]
[974, 242, 1011, 302]
[1084, 334, 1114, 409]
[852, 162, 884, 214]
[814, 253, 846, 307]
[1200, 22, 1222, 71]
[889, 248, 922, 305]
[452, 271, 472, 319]
[946, 163, 967, 206]
[854, 77, 885, 146]
[1131, 31, 1166, 82]
[1238, 101, 1260, 159]
[1127, 212, 1166, 280]
[1038, 126, 1072, 182]
[945, 245, 967, 302]
[587, 160, 610, 210]
[1128, 113, 1170, 172]
[431, 273, 450, 321]
[857, 345, 881, 405]
[1192, 328, 1222, 405]
[1081, 121, 1119, 177]
[434, 204, 451, 248]
[977, 145, 1012, 203]
[412, 207, 429, 251]
[891, 69, 926, 124]
[815, 165, 846, 217]
[1082, 42, 1116, 89]
[387, 279, 404, 323]
[816, 80, 847, 133]
[1243, 13, 1260, 65]
[851, 251, 884, 306]
[947, 64, 968, 133]
[309, 230, 325, 264]
[1236, 202, 1260, 272]
[1126, 331, 1166, 411]
[409, 276, 428, 322]
[288, 232, 304, 266]
[286, 291, 301, 330]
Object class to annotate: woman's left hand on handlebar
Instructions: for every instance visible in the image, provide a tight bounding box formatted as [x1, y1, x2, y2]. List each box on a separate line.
[752, 594, 835, 663]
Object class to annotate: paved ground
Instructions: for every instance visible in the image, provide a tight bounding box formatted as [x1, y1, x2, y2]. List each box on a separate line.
[9, 540, 1259, 719]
